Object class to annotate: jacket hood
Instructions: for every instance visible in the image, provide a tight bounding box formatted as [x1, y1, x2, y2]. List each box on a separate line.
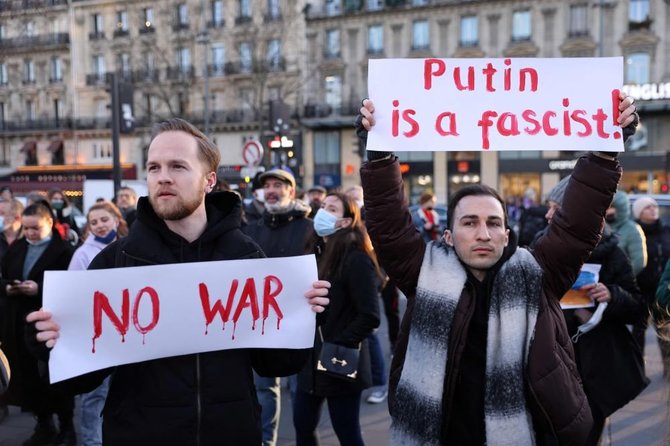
[609, 191, 631, 230]
[134, 191, 243, 248]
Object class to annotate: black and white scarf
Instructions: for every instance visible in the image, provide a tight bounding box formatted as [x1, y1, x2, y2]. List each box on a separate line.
[390, 241, 543, 446]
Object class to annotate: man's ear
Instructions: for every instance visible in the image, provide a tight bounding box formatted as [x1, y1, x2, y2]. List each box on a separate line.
[205, 172, 217, 192]
[444, 229, 453, 246]
[504, 228, 510, 247]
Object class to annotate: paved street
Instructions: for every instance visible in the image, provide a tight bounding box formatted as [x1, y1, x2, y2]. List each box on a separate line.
[1, 313, 668, 445]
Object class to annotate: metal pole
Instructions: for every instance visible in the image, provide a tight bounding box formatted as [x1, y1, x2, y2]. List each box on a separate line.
[110, 72, 122, 195]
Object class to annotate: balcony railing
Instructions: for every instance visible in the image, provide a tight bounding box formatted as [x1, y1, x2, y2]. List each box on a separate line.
[89, 31, 105, 40]
[235, 15, 252, 26]
[86, 72, 108, 86]
[207, 64, 226, 77]
[133, 68, 159, 83]
[139, 26, 156, 35]
[172, 22, 189, 32]
[1, 117, 73, 131]
[263, 13, 282, 23]
[207, 19, 225, 29]
[113, 29, 130, 38]
[166, 65, 195, 80]
[0, 0, 67, 12]
[0, 33, 69, 50]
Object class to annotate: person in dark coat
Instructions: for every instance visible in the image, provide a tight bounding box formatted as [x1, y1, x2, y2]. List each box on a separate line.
[243, 172, 265, 224]
[541, 185, 648, 446]
[0, 200, 74, 445]
[294, 192, 381, 445]
[243, 167, 315, 446]
[25, 118, 330, 446]
[633, 196, 670, 372]
[355, 94, 638, 446]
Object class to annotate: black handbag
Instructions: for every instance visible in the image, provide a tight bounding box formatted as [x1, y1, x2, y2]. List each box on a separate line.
[316, 327, 360, 381]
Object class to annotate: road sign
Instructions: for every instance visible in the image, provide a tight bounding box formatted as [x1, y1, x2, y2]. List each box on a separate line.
[242, 140, 263, 166]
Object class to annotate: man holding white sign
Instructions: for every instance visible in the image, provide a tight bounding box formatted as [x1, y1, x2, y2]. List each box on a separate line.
[27, 118, 329, 446]
[356, 67, 637, 446]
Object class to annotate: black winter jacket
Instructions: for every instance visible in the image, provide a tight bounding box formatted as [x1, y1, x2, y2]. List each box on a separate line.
[562, 230, 648, 418]
[242, 201, 314, 258]
[636, 219, 670, 302]
[56, 192, 311, 446]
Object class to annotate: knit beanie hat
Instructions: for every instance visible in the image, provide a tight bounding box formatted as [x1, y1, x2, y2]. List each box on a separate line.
[632, 196, 657, 220]
[546, 175, 571, 206]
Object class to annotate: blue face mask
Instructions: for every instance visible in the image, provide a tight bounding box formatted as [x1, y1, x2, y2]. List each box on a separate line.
[313, 208, 339, 237]
[94, 229, 117, 245]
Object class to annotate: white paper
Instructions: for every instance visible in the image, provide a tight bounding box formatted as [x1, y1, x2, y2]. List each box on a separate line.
[43, 255, 318, 383]
[367, 57, 624, 152]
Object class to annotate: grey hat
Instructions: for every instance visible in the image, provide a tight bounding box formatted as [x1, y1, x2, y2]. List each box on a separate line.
[260, 168, 296, 189]
[546, 175, 571, 206]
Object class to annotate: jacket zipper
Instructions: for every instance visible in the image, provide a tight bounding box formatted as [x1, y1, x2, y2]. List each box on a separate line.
[196, 353, 202, 446]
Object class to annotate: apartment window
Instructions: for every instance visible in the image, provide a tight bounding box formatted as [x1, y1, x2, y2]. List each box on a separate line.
[118, 53, 131, 77]
[412, 0, 429, 5]
[240, 88, 254, 111]
[629, 0, 650, 23]
[626, 52, 650, 84]
[0, 24, 5, 41]
[178, 47, 191, 72]
[211, 0, 224, 27]
[23, 59, 35, 84]
[239, 41, 252, 72]
[460, 15, 478, 47]
[268, 86, 281, 101]
[25, 21, 34, 37]
[367, 0, 383, 12]
[0, 102, 4, 129]
[267, 38, 281, 70]
[569, 4, 588, 37]
[326, 0, 341, 16]
[314, 131, 341, 178]
[50, 57, 62, 82]
[142, 7, 155, 31]
[368, 25, 384, 54]
[25, 99, 35, 121]
[240, 0, 252, 18]
[267, 0, 281, 19]
[115, 10, 129, 35]
[143, 52, 155, 73]
[91, 13, 104, 38]
[93, 54, 106, 79]
[412, 20, 429, 51]
[0, 63, 7, 85]
[512, 10, 531, 41]
[325, 75, 342, 113]
[177, 3, 189, 28]
[211, 44, 225, 74]
[325, 29, 340, 58]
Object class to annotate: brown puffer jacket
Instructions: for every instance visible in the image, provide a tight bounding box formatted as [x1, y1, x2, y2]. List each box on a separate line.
[360, 153, 621, 446]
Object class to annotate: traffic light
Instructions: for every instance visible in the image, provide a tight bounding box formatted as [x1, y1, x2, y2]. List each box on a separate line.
[269, 99, 291, 135]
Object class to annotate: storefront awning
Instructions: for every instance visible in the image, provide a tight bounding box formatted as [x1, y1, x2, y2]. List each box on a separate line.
[20, 141, 37, 153]
[47, 140, 63, 153]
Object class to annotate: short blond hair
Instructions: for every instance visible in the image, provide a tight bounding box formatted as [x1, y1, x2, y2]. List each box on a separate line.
[151, 118, 220, 173]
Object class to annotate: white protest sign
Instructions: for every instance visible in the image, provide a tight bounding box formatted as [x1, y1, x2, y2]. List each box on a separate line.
[44, 255, 318, 383]
[367, 57, 624, 152]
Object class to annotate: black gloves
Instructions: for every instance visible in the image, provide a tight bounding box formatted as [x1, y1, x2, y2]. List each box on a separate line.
[354, 106, 394, 162]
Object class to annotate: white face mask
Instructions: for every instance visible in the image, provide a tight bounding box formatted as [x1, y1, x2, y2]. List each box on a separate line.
[254, 189, 265, 203]
[571, 302, 608, 343]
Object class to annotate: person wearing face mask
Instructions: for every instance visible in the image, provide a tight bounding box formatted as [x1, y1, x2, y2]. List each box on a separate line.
[294, 192, 381, 445]
[67, 201, 128, 446]
[537, 181, 648, 446]
[242, 167, 315, 446]
[47, 189, 83, 247]
[243, 172, 266, 224]
[0, 200, 73, 446]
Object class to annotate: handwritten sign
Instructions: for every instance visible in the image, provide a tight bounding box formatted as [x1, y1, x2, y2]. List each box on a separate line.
[367, 57, 624, 152]
[43, 255, 318, 383]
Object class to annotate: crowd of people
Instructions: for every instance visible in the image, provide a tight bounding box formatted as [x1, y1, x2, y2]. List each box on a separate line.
[1, 89, 670, 446]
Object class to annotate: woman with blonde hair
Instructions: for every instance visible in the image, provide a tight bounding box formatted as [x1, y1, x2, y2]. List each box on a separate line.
[69, 201, 127, 446]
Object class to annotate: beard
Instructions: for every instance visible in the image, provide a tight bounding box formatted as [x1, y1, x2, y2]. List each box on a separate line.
[150, 189, 205, 221]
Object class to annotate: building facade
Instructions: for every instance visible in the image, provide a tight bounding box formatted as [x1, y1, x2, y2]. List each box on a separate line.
[0, 0, 668, 207]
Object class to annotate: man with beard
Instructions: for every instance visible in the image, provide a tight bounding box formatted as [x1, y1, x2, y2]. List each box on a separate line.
[25, 118, 329, 446]
[115, 186, 138, 228]
[243, 168, 315, 446]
